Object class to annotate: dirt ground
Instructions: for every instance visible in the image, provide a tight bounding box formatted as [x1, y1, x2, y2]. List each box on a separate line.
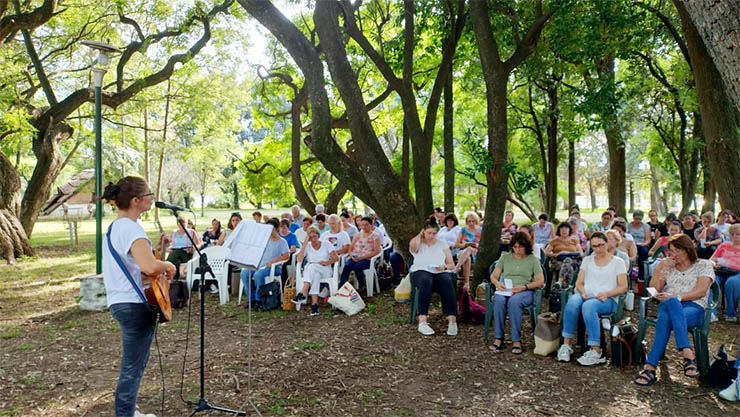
[1, 246, 739, 416]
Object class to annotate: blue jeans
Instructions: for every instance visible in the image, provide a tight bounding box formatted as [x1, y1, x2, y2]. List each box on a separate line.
[240, 266, 280, 302]
[493, 290, 534, 342]
[110, 303, 157, 417]
[389, 252, 405, 282]
[340, 259, 371, 288]
[562, 293, 616, 347]
[411, 270, 457, 316]
[723, 273, 740, 319]
[646, 298, 704, 367]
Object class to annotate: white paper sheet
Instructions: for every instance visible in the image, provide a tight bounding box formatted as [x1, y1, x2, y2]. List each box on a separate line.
[646, 287, 659, 297]
[226, 221, 273, 269]
[497, 278, 514, 297]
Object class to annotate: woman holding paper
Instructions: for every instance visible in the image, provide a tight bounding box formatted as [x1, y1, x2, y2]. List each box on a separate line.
[635, 234, 714, 386]
[556, 232, 628, 366]
[292, 227, 338, 316]
[489, 232, 544, 354]
[411, 217, 458, 337]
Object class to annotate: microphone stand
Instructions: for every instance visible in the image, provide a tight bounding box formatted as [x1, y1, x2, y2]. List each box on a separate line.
[166, 209, 247, 416]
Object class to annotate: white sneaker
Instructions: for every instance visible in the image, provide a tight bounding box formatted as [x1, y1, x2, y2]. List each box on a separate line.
[577, 349, 607, 366]
[418, 322, 435, 336]
[135, 410, 157, 417]
[711, 312, 719, 323]
[724, 316, 739, 323]
[557, 344, 573, 362]
[446, 322, 458, 336]
[718, 378, 738, 402]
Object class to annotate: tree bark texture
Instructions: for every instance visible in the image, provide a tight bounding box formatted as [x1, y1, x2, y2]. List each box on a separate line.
[596, 57, 627, 218]
[546, 85, 559, 219]
[0, 152, 33, 263]
[675, 0, 740, 216]
[568, 137, 575, 211]
[679, 0, 740, 114]
[443, 68, 455, 213]
[19, 122, 73, 236]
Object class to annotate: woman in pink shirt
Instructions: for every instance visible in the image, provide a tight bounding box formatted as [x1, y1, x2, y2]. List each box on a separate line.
[710, 223, 740, 322]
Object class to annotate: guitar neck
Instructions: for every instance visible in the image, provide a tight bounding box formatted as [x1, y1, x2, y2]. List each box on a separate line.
[155, 219, 168, 260]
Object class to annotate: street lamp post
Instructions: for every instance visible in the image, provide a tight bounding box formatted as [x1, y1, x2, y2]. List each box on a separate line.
[82, 40, 119, 274]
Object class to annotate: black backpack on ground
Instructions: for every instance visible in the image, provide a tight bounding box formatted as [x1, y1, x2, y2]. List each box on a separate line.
[610, 320, 644, 368]
[258, 281, 281, 311]
[708, 344, 737, 389]
[169, 279, 188, 309]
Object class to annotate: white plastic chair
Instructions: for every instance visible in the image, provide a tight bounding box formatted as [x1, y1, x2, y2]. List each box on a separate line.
[295, 254, 346, 311]
[361, 251, 384, 298]
[185, 246, 231, 306]
[237, 259, 287, 305]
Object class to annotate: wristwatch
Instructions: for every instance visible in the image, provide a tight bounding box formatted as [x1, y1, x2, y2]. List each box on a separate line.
[676, 294, 682, 302]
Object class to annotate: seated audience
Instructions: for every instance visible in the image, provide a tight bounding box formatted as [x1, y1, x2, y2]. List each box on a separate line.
[568, 217, 588, 252]
[239, 218, 290, 308]
[315, 214, 329, 235]
[291, 205, 305, 226]
[570, 209, 589, 235]
[635, 234, 714, 385]
[278, 219, 300, 253]
[321, 214, 351, 255]
[202, 219, 222, 248]
[434, 207, 445, 226]
[628, 210, 652, 280]
[605, 230, 630, 269]
[657, 212, 677, 239]
[695, 211, 723, 259]
[647, 210, 663, 241]
[714, 210, 733, 242]
[315, 204, 325, 216]
[252, 211, 262, 223]
[557, 232, 628, 366]
[544, 222, 583, 287]
[292, 226, 338, 316]
[611, 220, 637, 263]
[282, 212, 300, 233]
[164, 216, 199, 281]
[649, 221, 682, 257]
[217, 212, 241, 246]
[340, 212, 358, 239]
[518, 224, 542, 260]
[410, 217, 458, 336]
[339, 216, 382, 292]
[454, 212, 483, 289]
[681, 213, 701, 241]
[295, 217, 314, 244]
[489, 232, 544, 354]
[710, 223, 740, 322]
[437, 213, 461, 257]
[500, 210, 518, 253]
[533, 213, 555, 246]
[588, 211, 613, 238]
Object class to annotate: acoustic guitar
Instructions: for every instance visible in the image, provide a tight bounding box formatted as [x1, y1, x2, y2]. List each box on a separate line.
[146, 218, 172, 322]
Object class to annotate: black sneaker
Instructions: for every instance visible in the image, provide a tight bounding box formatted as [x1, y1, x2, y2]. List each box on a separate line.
[310, 304, 319, 316]
[292, 293, 306, 305]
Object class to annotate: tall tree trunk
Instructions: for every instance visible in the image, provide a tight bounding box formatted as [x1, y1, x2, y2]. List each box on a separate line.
[154, 79, 172, 223]
[675, 1, 740, 216]
[701, 141, 715, 214]
[650, 165, 664, 214]
[629, 180, 635, 213]
[20, 122, 74, 236]
[443, 69, 455, 213]
[678, 1, 740, 114]
[0, 152, 33, 263]
[401, 121, 410, 192]
[290, 87, 316, 213]
[588, 180, 597, 211]
[568, 137, 575, 210]
[325, 181, 347, 214]
[232, 180, 239, 209]
[596, 57, 626, 217]
[546, 87, 559, 219]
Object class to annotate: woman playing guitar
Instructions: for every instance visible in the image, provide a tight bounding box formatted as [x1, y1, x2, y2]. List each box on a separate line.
[101, 177, 175, 417]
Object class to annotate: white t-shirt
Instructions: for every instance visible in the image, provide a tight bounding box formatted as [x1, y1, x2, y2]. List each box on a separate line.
[305, 241, 334, 264]
[409, 239, 450, 274]
[533, 243, 543, 260]
[321, 230, 351, 253]
[580, 254, 626, 302]
[295, 228, 308, 246]
[437, 225, 461, 248]
[103, 217, 151, 307]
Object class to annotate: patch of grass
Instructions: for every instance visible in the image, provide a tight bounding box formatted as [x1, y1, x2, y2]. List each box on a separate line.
[295, 340, 324, 351]
[62, 319, 84, 329]
[0, 330, 22, 340]
[361, 389, 385, 406]
[358, 354, 373, 362]
[15, 342, 34, 351]
[367, 303, 376, 315]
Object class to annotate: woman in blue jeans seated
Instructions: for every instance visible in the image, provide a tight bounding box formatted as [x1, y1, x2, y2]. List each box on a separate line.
[557, 232, 628, 366]
[709, 223, 740, 322]
[635, 234, 714, 386]
[411, 217, 458, 336]
[339, 216, 381, 292]
[488, 232, 544, 354]
[101, 177, 176, 417]
[240, 218, 290, 308]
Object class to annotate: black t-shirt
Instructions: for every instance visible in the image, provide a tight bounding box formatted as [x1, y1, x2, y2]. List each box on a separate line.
[649, 221, 665, 238]
[681, 224, 701, 240]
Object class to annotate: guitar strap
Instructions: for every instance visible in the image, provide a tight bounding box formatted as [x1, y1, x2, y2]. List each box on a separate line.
[106, 221, 148, 304]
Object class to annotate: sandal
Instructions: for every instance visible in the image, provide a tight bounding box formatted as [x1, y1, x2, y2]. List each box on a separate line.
[683, 358, 699, 378]
[511, 345, 523, 355]
[489, 341, 504, 352]
[634, 369, 657, 386]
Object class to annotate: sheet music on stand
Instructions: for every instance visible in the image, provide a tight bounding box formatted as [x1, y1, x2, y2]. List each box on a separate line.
[225, 220, 273, 270]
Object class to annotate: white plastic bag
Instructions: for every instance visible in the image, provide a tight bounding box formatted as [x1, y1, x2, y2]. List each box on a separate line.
[394, 274, 412, 303]
[329, 282, 366, 316]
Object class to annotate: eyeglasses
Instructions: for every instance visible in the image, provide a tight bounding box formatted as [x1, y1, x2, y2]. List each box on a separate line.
[592, 243, 606, 249]
[137, 192, 154, 199]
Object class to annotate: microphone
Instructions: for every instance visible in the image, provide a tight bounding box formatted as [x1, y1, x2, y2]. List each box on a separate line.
[155, 201, 191, 212]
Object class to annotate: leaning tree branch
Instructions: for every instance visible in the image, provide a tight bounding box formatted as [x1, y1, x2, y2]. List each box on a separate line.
[0, 0, 57, 47]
